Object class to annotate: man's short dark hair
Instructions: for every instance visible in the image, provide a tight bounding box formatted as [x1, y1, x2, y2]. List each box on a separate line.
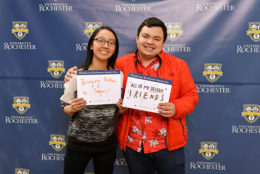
[137, 17, 167, 42]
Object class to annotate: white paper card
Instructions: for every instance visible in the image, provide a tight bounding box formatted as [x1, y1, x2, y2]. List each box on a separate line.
[77, 70, 121, 105]
[123, 73, 172, 113]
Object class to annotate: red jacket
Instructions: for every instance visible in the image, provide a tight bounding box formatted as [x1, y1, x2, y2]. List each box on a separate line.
[115, 51, 199, 151]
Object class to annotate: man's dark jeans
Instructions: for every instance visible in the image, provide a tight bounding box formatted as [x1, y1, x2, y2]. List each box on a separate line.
[123, 147, 185, 174]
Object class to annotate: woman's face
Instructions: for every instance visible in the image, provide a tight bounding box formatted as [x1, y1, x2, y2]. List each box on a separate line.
[91, 29, 116, 62]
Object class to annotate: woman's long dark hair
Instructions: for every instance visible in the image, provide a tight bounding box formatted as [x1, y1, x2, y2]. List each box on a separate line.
[80, 26, 119, 70]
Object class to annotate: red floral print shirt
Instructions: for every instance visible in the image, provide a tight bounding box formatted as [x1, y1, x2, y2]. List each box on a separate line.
[126, 54, 168, 154]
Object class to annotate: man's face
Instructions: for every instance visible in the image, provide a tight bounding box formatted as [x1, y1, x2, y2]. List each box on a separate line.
[136, 26, 165, 60]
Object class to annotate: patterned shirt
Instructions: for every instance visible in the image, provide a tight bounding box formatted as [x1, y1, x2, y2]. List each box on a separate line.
[60, 72, 123, 153]
[60, 75, 117, 143]
[126, 54, 168, 154]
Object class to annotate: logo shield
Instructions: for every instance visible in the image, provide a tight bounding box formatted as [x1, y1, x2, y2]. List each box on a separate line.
[12, 97, 30, 114]
[166, 23, 183, 42]
[12, 21, 29, 40]
[242, 104, 260, 123]
[203, 64, 223, 82]
[16, 168, 30, 174]
[247, 22, 260, 42]
[49, 134, 66, 151]
[47, 60, 65, 79]
[199, 142, 219, 160]
[84, 22, 102, 38]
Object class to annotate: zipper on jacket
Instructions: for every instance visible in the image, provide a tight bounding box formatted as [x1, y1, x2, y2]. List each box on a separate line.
[166, 118, 186, 149]
[179, 118, 187, 140]
[166, 118, 169, 149]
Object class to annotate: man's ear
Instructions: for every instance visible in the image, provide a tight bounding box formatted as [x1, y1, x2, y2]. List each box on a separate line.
[136, 35, 139, 43]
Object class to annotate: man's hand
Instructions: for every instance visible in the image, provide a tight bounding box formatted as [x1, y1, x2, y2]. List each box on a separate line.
[65, 66, 78, 82]
[157, 102, 176, 117]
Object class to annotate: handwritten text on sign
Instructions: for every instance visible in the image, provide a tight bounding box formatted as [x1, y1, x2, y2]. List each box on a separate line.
[77, 70, 121, 105]
[123, 73, 172, 113]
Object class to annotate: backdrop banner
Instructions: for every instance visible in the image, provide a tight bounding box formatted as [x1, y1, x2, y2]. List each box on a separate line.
[0, 0, 259, 174]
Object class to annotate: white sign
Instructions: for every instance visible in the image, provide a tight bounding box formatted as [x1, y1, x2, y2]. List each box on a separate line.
[123, 73, 172, 113]
[77, 70, 121, 105]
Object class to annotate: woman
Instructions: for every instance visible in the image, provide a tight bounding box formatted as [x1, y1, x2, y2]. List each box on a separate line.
[60, 26, 124, 174]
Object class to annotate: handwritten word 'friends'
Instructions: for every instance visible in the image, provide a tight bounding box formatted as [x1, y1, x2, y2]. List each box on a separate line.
[127, 90, 164, 101]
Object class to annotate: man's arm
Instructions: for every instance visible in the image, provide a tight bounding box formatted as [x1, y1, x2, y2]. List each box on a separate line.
[171, 62, 199, 118]
[65, 66, 78, 82]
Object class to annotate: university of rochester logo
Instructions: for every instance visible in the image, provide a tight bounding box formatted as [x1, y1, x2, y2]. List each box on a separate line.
[15, 168, 29, 174]
[12, 21, 29, 40]
[49, 134, 66, 151]
[47, 60, 65, 79]
[203, 63, 223, 83]
[199, 142, 219, 160]
[247, 22, 260, 42]
[12, 97, 30, 114]
[241, 104, 260, 123]
[165, 23, 183, 42]
[84, 22, 102, 38]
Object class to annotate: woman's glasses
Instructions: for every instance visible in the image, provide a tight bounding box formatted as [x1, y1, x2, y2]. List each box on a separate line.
[94, 38, 116, 47]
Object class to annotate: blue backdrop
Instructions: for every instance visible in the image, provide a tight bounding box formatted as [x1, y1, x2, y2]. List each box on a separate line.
[1, 0, 260, 174]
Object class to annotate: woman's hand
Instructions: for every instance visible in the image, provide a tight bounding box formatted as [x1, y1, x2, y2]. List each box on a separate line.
[70, 98, 87, 112]
[64, 98, 87, 116]
[116, 98, 128, 115]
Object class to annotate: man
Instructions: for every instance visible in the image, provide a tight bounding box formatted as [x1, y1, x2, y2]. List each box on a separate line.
[65, 17, 199, 174]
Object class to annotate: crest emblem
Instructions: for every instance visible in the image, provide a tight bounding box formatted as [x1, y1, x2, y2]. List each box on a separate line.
[203, 63, 223, 82]
[49, 134, 66, 151]
[199, 142, 219, 160]
[166, 23, 183, 42]
[84, 22, 102, 38]
[15, 168, 29, 174]
[12, 97, 30, 114]
[241, 104, 260, 123]
[47, 60, 65, 79]
[12, 21, 29, 40]
[247, 22, 260, 42]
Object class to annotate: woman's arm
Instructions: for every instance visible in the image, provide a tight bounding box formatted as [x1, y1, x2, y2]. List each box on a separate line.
[60, 74, 87, 116]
